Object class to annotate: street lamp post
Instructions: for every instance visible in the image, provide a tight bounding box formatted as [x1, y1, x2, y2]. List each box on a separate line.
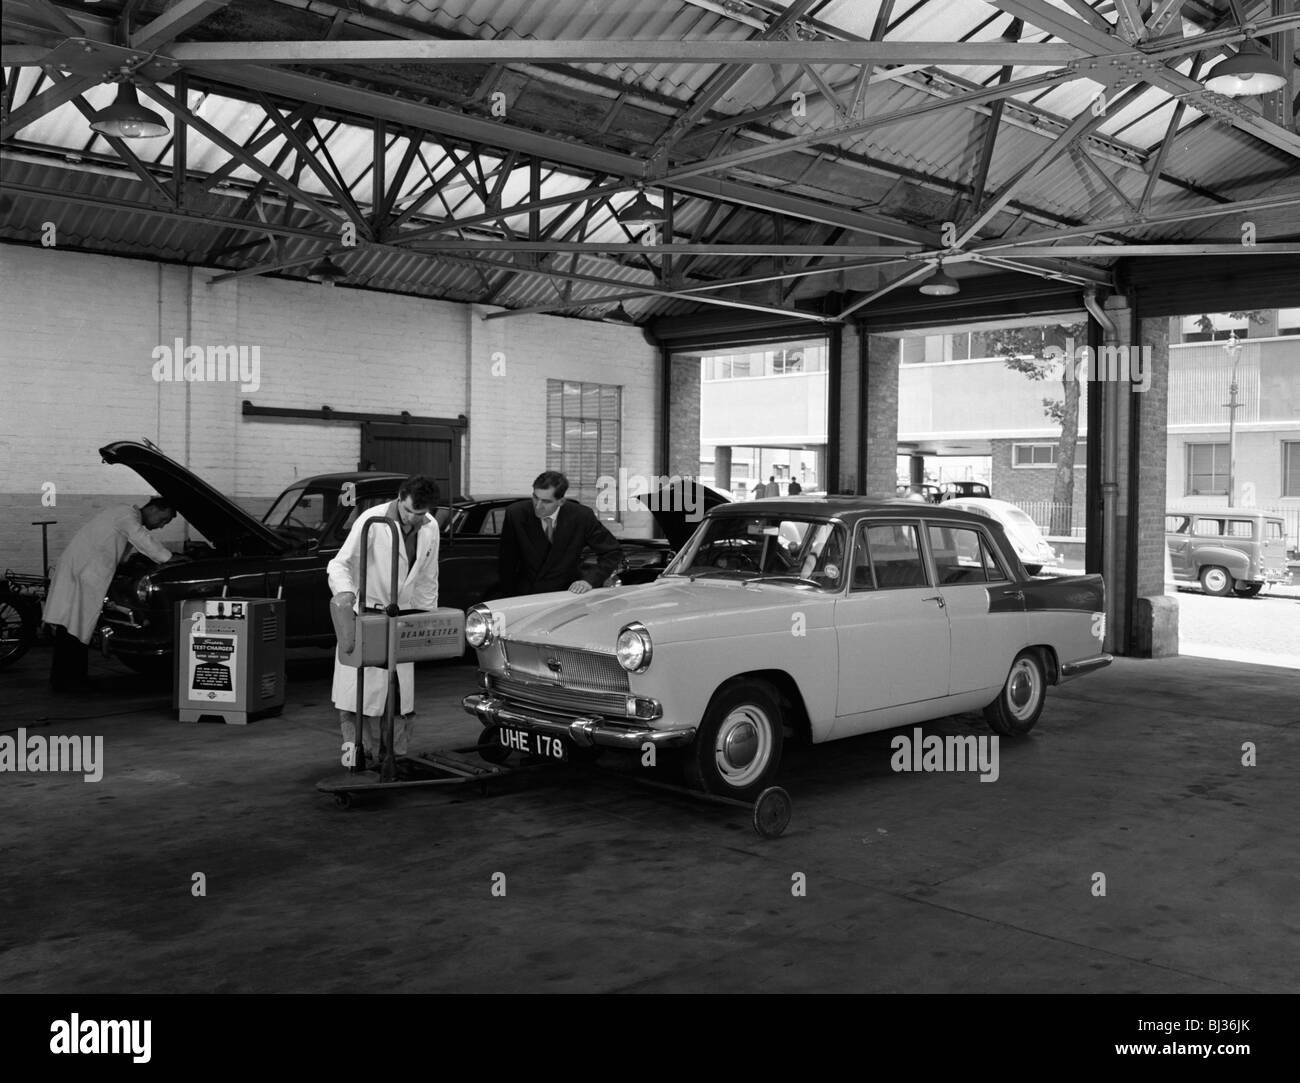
[1222, 331, 1243, 507]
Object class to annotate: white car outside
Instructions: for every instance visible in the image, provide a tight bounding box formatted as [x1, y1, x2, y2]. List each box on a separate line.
[940, 498, 1061, 575]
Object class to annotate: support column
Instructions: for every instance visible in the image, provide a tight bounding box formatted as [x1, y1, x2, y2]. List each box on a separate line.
[909, 454, 925, 490]
[1132, 314, 1176, 656]
[714, 445, 732, 492]
[863, 333, 900, 496]
[666, 351, 702, 480]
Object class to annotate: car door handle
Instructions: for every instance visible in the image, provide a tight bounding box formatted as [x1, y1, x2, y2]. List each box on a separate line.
[998, 589, 1025, 601]
[921, 595, 946, 608]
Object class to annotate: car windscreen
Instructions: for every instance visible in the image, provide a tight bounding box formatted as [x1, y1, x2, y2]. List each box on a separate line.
[664, 515, 847, 587]
[263, 485, 343, 543]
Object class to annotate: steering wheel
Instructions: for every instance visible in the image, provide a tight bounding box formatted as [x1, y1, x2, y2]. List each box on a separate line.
[707, 545, 760, 572]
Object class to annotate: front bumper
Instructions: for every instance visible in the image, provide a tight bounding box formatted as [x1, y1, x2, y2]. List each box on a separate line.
[462, 693, 696, 750]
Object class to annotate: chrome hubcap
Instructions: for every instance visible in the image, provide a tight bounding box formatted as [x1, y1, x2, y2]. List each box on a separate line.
[714, 706, 772, 787]
[1007, 660, 1040, 720]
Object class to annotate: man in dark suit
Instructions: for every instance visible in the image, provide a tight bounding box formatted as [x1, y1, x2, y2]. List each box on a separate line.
[497, 470, 623, 596]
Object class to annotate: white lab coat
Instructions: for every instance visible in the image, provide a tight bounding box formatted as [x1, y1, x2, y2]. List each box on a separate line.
[43, 505, 174, 644]
[327, 502, 440, 716]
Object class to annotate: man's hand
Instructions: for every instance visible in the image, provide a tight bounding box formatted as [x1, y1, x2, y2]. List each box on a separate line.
[568, 580, 592, 594]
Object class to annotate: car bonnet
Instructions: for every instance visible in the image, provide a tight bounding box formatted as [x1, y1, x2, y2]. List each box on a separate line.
[100, 441, 288, 555]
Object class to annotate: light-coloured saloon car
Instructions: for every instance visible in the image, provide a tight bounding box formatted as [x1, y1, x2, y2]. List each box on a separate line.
[463, 498, 1112, 800]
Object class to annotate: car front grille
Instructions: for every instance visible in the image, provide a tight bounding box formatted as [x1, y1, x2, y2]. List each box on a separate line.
[488, 673, 630, 718]
[500, 640, 630, 694]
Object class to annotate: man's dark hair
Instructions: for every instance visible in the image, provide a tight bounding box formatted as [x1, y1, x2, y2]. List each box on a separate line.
[398, 475, 441, 509]
[142, 496, 172, 513]
[532, 470, 569, 498]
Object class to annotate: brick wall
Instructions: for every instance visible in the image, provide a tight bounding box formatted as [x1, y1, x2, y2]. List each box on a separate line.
[666, 351, 700, 481]
[864, 334, 899, 497]
[0, 244, 658, 571]
[990, 439, 1088, 530]
[836, 323, 859, 493]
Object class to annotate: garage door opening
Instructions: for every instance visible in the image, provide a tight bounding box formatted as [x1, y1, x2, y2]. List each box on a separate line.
[681, 336, 830, 501]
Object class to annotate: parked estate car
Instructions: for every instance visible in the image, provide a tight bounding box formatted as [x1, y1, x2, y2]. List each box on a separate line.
[94, 442, 678, 667]
[1165, 507, 1289, 597]
[939, 498, 1060, 575]
[463, 497, 1111, 799]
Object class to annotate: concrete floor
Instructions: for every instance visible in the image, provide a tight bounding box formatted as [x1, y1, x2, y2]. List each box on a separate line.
[1, 643, 1297, 994]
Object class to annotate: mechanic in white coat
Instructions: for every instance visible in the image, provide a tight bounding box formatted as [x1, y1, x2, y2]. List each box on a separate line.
[43, 497, 176, 691]
[327, 475, 441, 766]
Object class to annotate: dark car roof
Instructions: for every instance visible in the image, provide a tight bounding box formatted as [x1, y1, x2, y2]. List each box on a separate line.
[712, 496, 993, 525]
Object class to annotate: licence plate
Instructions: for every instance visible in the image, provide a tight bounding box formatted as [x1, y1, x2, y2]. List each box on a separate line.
[498, 726, 568, 762]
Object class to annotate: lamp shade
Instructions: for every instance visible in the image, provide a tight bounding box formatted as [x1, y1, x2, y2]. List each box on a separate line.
[918, 263, 960, 296]
[604, 303, 637, 323]
[1203, 40, 1287, 96]
[307, 256, 348, 284]
[617, 189, 665, 227]
[89, 83, 170, 139]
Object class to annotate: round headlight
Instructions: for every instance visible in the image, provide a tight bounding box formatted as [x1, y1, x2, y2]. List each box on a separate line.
[465, 606, 495, 649]
[615, 622, 652, 672]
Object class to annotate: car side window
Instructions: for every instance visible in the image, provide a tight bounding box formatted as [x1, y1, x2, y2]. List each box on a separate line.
[928, 525, 1008, 585]
[1193, 517, 1223, 536]
[480, 507, 506, 535]
[1227, 519, 1254, 538]
[858, 522, 928, 590]
[1266, 521, 1285, 541]
[1165, 515, 1189, 534]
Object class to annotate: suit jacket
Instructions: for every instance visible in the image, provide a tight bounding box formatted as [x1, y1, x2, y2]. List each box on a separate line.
[497, 499, 622, 597]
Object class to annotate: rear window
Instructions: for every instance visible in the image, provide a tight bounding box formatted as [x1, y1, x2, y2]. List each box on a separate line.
[1266, 520, 1286, 541]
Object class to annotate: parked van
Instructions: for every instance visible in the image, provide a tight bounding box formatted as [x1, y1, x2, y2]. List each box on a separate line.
[1165, 508, 1289, 597]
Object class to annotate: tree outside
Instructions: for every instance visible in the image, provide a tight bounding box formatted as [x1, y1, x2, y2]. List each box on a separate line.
[974, 322, 1087, 536]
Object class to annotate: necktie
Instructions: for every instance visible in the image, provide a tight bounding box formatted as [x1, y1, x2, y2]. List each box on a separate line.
[543, 517, 554, 544]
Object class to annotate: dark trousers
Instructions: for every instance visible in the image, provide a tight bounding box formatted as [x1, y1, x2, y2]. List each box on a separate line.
[50, 626, 89, 690]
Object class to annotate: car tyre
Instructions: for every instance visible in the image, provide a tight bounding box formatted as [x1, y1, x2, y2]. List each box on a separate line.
[1199, 565, 1233, 596]
[984, 650, 1046, 737]
[1232, 582, 1263, 598]
[684, 679, 784, 801]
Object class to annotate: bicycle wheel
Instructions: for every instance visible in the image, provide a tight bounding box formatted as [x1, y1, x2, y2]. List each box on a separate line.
[0, 594, 37, 669]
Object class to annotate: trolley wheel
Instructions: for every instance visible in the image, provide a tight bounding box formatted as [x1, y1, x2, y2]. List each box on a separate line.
[477, 724, 511, 764]
[752, 786, 792, 838]
[333, 792, 354, 810]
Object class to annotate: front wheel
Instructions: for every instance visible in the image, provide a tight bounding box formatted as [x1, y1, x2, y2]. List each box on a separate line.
[684, 680, 784, 801]
[1232, 582, 1263, 598]
[1199, 565, 1233, 596]
[984, 650, 1046, 737]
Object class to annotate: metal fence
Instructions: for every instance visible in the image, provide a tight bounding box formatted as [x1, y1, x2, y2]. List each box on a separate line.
[1014, 500, 1084, 538]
